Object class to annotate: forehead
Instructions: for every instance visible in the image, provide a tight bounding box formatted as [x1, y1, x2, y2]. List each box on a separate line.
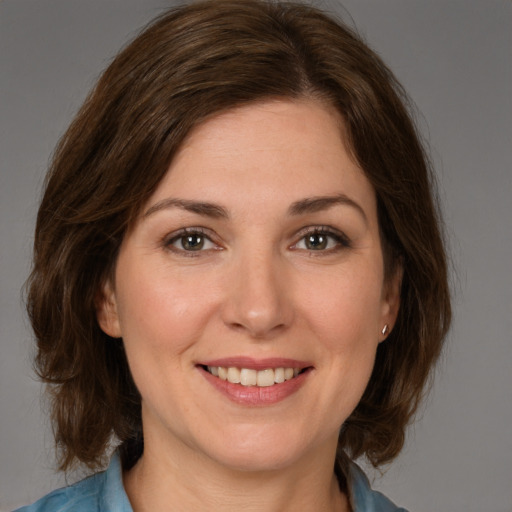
[145, 99, 376, 218]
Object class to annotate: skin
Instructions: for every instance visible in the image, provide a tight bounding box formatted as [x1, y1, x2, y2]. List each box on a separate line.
[98, 99, 401, 512]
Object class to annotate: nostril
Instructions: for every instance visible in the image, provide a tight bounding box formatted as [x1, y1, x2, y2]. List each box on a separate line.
[226, 318, 287, 339]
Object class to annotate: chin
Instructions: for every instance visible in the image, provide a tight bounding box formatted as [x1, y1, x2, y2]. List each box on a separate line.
[195, 424, 331, 473]
[208, 445, 302, 473]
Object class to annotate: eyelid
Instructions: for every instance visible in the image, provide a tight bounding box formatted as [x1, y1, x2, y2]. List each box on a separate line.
[291, 225, 351, 251]
[162, 225, 350, 256]
[163, 227, 222, 255]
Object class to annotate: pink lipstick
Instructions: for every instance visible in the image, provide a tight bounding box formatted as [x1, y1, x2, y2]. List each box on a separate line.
[197, 357, 313, 406]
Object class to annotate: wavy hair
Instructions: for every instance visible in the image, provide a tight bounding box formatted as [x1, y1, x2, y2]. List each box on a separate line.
[26, 0, 451, 473]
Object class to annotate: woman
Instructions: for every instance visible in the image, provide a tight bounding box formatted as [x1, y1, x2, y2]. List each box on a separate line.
[18, 1, 451, 510]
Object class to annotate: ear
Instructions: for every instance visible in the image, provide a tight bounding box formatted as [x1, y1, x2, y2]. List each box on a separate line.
[379, 264, 403, 341]
[95, 280, 122, 338]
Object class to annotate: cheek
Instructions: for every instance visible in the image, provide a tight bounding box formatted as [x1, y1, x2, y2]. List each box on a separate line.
[112, 265, 211, 407]
[301, 264, 384, 344]
[300, 264, 384, 401]
[114, 260, 221, 357]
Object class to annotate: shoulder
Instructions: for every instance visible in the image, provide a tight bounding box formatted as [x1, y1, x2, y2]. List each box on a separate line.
[13, 472, 103, 512]
[348, 462, 409, 512]
[13, 453, 132, 512]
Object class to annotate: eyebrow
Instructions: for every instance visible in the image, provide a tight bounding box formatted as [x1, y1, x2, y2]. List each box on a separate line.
[143, 193, 367, 223]
[288, 194, 367, 223]
[143, 198, 229, 219]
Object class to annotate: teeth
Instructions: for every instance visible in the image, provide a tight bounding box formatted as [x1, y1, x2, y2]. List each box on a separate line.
[240, 368, 257, 386]
[284, 368, 294, 380]
[274, 367, 285, 383]
[256, 369, 275, 387]
[206, 366, 302, 387]
[227, 367, 241, 383]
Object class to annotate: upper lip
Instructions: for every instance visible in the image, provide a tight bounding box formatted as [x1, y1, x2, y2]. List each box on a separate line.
[198, 356, 313, 371]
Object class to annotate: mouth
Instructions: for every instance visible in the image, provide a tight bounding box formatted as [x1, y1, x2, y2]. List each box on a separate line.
[200, 365, 311, 387]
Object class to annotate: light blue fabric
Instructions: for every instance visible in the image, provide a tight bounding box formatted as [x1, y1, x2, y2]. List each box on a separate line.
[13, 454, 131, 512]
[14, 453, 408, 511]
[348, 463, 409, 512]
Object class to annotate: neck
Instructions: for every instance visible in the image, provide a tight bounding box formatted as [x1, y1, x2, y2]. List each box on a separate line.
[123, 434, 349, 512]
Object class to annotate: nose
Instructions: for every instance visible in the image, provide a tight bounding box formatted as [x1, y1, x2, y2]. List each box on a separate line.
[221, 249, 293, 339]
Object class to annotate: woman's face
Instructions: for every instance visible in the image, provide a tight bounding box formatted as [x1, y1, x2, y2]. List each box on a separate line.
[98, 100, 400, 472]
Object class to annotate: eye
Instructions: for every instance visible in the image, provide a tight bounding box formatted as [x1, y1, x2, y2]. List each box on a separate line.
[292, 227, 350, 252]
[165, 228, 218, 253]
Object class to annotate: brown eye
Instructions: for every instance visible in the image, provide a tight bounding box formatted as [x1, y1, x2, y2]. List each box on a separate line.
[293, 228, 351, 253]
[305, 233, 328, 250]
[166, 229, 217, 254]
[181, 234, 205, 251]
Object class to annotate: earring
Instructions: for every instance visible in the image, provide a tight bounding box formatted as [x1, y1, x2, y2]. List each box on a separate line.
[381, 324, 389, 336]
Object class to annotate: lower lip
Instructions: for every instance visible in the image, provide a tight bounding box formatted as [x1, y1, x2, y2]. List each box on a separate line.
[198, 366, 311, 406]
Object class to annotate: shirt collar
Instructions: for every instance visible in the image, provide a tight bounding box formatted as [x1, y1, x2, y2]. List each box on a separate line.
[101, 452, 401, 512]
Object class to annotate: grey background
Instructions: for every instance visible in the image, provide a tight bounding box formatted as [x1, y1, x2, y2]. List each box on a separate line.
[1, 0, 511, 510]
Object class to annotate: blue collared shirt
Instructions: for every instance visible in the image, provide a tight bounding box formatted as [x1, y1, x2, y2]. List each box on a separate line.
[14, 453, 408, 511]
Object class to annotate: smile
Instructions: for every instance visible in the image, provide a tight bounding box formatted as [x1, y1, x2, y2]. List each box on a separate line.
[198, 360, 313, 405]
[205, 366, 306, 387]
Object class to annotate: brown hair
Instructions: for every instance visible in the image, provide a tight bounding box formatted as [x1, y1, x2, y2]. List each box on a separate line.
[26, 0, 451, 473]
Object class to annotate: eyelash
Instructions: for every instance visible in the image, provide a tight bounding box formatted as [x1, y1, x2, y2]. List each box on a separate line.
[291, 226, 351, 254]
[164, 227, 221, 257]
[163, 226, 351, 256]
